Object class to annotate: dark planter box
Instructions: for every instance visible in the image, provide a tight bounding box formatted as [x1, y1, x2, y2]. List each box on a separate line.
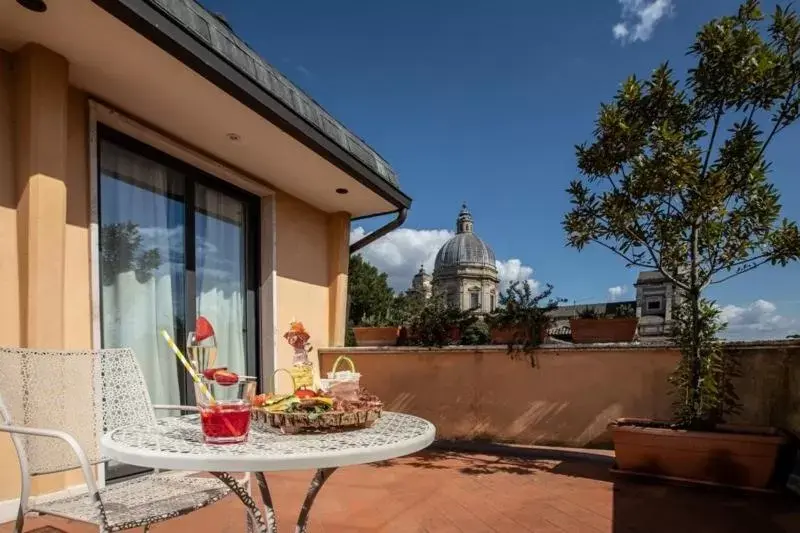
[399, 326, 461, 346]
[611, 418, 788, 489]
[352, 326, 398, 347]
[448, 326, 461, 343]
[788, 451, 800, 495]
[570, 317, 638, 343]
[490, 326, 546, 345]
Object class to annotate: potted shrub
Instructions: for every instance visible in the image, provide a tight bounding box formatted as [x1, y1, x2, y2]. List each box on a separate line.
[391, 291, 425, 346]
[564, 0, 800, 489]
[570, 304, 639, 343]
[408, 290, 476, 347]
[347, 254, 399, 346]
[487, 281, 563, 366]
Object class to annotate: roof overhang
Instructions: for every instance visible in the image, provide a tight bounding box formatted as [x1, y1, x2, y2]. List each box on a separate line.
[1, 0, 411, 218]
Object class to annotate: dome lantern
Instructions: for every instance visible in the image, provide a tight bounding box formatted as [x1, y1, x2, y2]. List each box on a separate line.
[456, 203, 473, 234]
[434, 205, 497, 273]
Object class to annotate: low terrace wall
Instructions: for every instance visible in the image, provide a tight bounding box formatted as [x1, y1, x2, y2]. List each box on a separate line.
[319, 341, 800, 447]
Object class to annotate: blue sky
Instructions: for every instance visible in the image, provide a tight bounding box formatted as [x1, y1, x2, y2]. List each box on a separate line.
[202, 0, 800, 339]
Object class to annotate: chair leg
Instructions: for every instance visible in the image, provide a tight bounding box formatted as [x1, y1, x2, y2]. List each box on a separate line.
[143, 525, 150, 532]
[13, 504, 24, 533]
[14, 472, 30, 533]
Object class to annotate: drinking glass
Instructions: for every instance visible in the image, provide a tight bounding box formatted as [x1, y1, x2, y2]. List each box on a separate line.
[187, 330, 217, 375]
[197, 377, 256, 444]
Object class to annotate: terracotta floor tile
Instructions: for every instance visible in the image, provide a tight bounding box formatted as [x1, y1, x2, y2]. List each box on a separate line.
[2, 450, 798, 533]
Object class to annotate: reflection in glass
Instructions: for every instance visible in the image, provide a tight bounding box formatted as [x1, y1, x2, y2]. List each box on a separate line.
[99, 139, 185, 407]
[195, 184, 248, 376]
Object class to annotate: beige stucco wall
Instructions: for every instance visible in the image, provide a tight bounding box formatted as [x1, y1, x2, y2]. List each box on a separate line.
[319, 341, 800, 448]
[0, 51, 19, 353]
[0, 48, 93, 501]
[0, 48, 22, 503]
[274, 192, 330, 390]
[0, 43, 351, 504]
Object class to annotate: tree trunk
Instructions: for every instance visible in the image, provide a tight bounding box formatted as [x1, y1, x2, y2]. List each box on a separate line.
[688, 222, 702, 426]
[688, 287, 702, 425]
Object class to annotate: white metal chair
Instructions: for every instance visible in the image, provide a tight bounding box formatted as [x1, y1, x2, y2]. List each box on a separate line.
[0, 347, 247, 532]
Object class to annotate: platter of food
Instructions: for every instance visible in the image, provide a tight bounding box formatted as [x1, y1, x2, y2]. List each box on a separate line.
[249, 324, 383, 434]
[250, 388, 382, 434]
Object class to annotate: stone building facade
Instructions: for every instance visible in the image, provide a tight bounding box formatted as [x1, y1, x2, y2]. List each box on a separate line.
[430, 205, 499, 314]
[410, 265, 433, 299]
[634, 271, 681, 338]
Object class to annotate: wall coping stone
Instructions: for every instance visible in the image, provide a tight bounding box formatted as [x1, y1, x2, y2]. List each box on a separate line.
[318, 339, 800, 354]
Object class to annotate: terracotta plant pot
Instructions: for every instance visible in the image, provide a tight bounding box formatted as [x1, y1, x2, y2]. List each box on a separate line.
[570, 317, 638, 343]
[352, 326, 398, 347]
[611, 418, 788, 489]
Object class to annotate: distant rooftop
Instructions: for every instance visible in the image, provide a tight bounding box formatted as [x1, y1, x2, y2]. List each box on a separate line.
[635, 271, 667, 284]
[147, 0, 399, 187]
[550, 301, 637, 319]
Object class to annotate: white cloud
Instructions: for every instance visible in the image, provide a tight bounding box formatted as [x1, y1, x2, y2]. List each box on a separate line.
[612, 0, 673, 44]
[350, 227, 452, 292]
[350, 226, 539, 294]
[612, 23, 629, 40]
[608, 285, 628, 300]
[495, 258, 540, 294]
[718, 299, 799, 340]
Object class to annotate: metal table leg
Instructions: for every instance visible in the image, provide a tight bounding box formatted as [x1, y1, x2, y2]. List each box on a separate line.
[211, 472, 270, 533]
[255, 472, 278, 532]
[295, 468, 337, 533]
[214, 468, 336, 533]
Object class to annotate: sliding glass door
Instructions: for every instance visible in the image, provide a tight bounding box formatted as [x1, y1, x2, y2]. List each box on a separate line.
[193, 183, 257, 380]
[98, 135, 186, 407]
[97, 126, 259, 477]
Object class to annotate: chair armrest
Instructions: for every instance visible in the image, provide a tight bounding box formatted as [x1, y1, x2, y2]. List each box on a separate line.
[0, 425, 101, 497]
[153, 404, 201, 413]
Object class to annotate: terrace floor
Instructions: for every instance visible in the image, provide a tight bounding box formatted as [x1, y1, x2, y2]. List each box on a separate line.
[3, 449, 800, 532]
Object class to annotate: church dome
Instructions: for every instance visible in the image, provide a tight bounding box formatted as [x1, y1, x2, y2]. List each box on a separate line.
[434, 204, 497, 271]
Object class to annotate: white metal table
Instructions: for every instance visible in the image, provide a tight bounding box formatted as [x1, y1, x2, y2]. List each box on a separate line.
[100, 412, 435, 533]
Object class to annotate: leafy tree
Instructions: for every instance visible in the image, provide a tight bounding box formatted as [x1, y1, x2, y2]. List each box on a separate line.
[345, 326, 357, 347]
[487, 281, 564, 366]
[390, 290, 426, 327]
[614, 304, 636, 318]
[461, 321, 491, 346]
[564, 1, 800, 428]
[347, 254, 395, 326]
[100, 222, 162, 285]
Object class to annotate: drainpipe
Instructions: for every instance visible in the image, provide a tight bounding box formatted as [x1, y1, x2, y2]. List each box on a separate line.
[349, 208, 408, 254]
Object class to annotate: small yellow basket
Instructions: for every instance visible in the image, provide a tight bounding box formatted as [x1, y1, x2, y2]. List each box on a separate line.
[319, 355, 361, 401]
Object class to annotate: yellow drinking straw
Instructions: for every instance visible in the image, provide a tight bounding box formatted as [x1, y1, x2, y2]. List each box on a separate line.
[161, 330, 215, 404]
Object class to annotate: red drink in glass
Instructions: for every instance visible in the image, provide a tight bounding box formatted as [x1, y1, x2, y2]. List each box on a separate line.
[196, 376, 255, 445]
[200, 401, 251, 444]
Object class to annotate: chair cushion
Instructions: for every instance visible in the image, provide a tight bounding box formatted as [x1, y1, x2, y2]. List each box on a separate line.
[31, 471, 237, 531]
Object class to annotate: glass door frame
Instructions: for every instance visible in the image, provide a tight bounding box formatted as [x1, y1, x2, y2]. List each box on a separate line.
[96, 123, 262, 405]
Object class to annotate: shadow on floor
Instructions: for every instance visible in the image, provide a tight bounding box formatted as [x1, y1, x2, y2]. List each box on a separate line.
[612, 476, 800, 533]
[370, 448, 614, 482]
[374, 449, 800, 532]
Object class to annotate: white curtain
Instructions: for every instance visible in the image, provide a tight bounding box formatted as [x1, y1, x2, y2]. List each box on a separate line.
[195, 185, 247, 376]
[99, 140, 182, 407]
